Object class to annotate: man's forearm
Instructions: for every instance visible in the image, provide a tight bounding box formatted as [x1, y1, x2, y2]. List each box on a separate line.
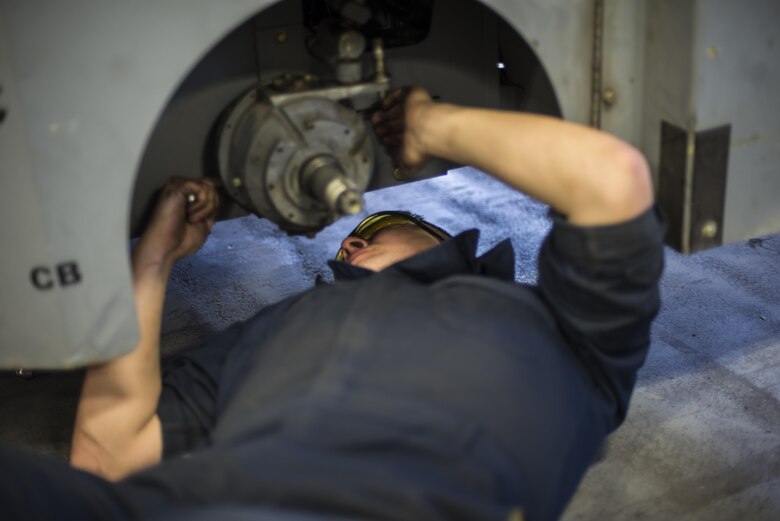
[70, 247, 170, 479]
[415, 104, 654, 225]
[78, 259, 167, 412]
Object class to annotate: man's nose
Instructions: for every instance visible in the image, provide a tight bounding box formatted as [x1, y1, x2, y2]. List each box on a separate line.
[340, 236, 369, 258]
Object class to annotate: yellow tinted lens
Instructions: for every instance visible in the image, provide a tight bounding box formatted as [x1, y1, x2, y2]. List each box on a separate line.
[353, 214, 417, 239]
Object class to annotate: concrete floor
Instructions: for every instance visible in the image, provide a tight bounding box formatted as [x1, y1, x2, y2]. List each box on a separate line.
[2, 167, 779, 519]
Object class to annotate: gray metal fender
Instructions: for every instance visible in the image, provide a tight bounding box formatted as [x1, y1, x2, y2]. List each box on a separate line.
[0, 0, 590, 367]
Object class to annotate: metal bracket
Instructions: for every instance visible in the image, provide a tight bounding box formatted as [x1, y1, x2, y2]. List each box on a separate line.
[267, 78, 390, 106]
[658, 121, 731, 253]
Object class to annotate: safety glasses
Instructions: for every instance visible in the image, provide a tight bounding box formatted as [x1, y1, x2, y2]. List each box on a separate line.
[335, 211, 451, 262]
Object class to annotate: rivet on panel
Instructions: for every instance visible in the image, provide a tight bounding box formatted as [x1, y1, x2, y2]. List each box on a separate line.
[602, 87, 617, 107]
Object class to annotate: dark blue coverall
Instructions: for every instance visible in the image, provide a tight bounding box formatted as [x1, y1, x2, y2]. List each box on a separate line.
[0, 207, 665, 521]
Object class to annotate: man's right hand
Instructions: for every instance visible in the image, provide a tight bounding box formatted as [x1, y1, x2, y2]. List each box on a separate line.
[134, 177, 221, 275]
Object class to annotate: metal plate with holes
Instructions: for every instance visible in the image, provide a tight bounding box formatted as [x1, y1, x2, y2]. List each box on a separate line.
[218, 91, 373, 233]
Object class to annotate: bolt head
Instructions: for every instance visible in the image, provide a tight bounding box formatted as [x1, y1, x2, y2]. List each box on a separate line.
[701, 220, 718, 238]
[602, 87, 617, 106]
[15, 368, 34, 379]
[338, 191, 363, 215]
